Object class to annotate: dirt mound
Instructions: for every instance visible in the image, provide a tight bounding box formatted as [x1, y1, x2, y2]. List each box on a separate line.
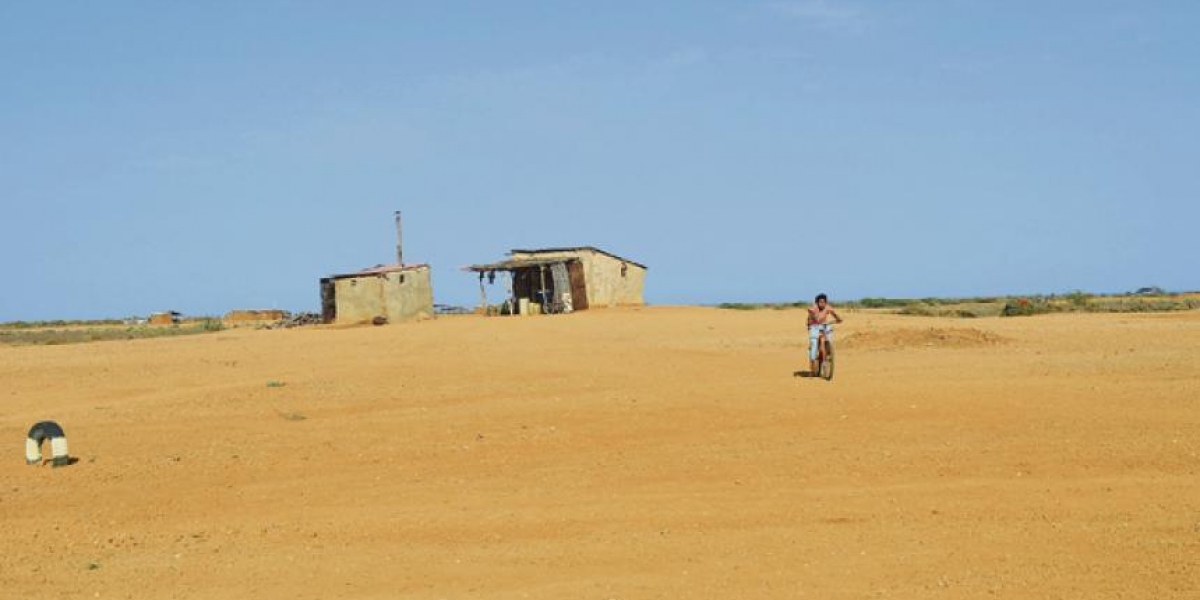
[841, 327, 1008, 350]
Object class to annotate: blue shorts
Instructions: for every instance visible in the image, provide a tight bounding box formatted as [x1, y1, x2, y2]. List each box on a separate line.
[809, 324, 834, 360]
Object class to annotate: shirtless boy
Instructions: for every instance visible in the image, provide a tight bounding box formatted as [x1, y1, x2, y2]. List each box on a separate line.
[807, 293, 843, 376]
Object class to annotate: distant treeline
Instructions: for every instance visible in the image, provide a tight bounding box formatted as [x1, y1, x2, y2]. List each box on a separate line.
[0, 318, 125, 329]
[718, 290, 1200, 318]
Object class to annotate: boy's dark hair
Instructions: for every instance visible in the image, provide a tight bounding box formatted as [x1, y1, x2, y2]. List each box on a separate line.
[815, 293, 828, 303]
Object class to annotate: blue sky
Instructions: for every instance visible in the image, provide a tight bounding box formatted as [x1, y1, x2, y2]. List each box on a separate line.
[1, 1, 1196, 320]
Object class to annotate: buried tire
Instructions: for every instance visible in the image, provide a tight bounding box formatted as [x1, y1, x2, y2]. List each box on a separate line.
[26, 420, 70, 467]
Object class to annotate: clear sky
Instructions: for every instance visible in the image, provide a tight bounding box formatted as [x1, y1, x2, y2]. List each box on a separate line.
[2, 1, 1196, 320]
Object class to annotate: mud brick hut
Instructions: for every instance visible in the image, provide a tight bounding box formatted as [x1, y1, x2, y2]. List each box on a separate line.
[223, 309, 288, 327]
[467, 247, 646, 315]
[320, 264, 433, 324]
[148, 311, 182, 325]
[318, 212, 434, 325]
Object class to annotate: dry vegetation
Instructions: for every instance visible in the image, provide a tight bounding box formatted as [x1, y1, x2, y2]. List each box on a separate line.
[0, 319, 222, 346]
[722, 291, 1200, 319]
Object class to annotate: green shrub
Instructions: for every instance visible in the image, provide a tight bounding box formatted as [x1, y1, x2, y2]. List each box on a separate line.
[897, 303, 936, 316]
[857, 297, 913, 308]
[716, 303, 761, 310]
[1001, 297, 1057, 317]
[1064, 290, 1093, 309]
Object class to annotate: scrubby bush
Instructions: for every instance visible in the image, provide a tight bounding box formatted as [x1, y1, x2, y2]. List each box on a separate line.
[857, 297, 913, 308]
[1090, 297, 1200, 313]
[1001, 297, 1057, 317]
[716, 303, 762, 310]
[1064, 290, 1093, 309]
[897, 303, 936, 316]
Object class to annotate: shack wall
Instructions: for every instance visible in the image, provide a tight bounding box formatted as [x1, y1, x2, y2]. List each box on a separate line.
[224, 309, 287, 324]
[582, 252, 646, 307]
[148, 313, 178, 325]
[330, 267, 433, 324]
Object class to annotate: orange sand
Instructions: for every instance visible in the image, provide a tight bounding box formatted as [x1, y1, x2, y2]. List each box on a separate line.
[2, 307, 1197, 599]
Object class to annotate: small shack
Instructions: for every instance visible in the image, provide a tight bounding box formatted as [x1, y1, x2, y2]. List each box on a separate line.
[223, 309, 288, 327]
[148, 311, 182, 325]
[467, 246, 646, 315]
[320, 264, 433, 325]
[318, 212, 434, 325]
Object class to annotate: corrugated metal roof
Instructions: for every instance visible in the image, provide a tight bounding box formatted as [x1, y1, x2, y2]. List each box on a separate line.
[326, 263, 430, 280]
[509, 246, 647, 269]
[464, 257, 577, 272]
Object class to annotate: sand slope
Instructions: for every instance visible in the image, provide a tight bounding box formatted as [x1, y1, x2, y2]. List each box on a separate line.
[1, 307, 1197, 599]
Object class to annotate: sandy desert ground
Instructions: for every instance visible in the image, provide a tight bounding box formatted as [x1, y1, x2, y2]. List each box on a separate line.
[1, 306, 1197, 599]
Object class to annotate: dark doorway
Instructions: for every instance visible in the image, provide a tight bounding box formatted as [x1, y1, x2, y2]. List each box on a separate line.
[568, 261, 589, 310]
[320, 278, 337, 323]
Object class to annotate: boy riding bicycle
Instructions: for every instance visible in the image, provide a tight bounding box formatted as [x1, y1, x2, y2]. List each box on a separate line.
[808, 293, 843, 376]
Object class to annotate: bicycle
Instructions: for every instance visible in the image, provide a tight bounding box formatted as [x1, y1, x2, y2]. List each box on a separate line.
[812, 323, 836, 381]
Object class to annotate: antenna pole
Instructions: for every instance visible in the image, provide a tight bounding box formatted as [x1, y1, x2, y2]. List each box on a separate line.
[394, 211, 403, 266]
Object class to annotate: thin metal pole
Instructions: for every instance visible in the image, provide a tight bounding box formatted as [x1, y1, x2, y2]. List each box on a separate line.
[479, 272, 488, 316]
[508, 272, 516, 315]
[538, 266, 548, 315]
[394, 211, 403, 266]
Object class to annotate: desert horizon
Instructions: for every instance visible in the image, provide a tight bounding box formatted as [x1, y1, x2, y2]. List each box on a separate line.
[3, 3, 1196, 598]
